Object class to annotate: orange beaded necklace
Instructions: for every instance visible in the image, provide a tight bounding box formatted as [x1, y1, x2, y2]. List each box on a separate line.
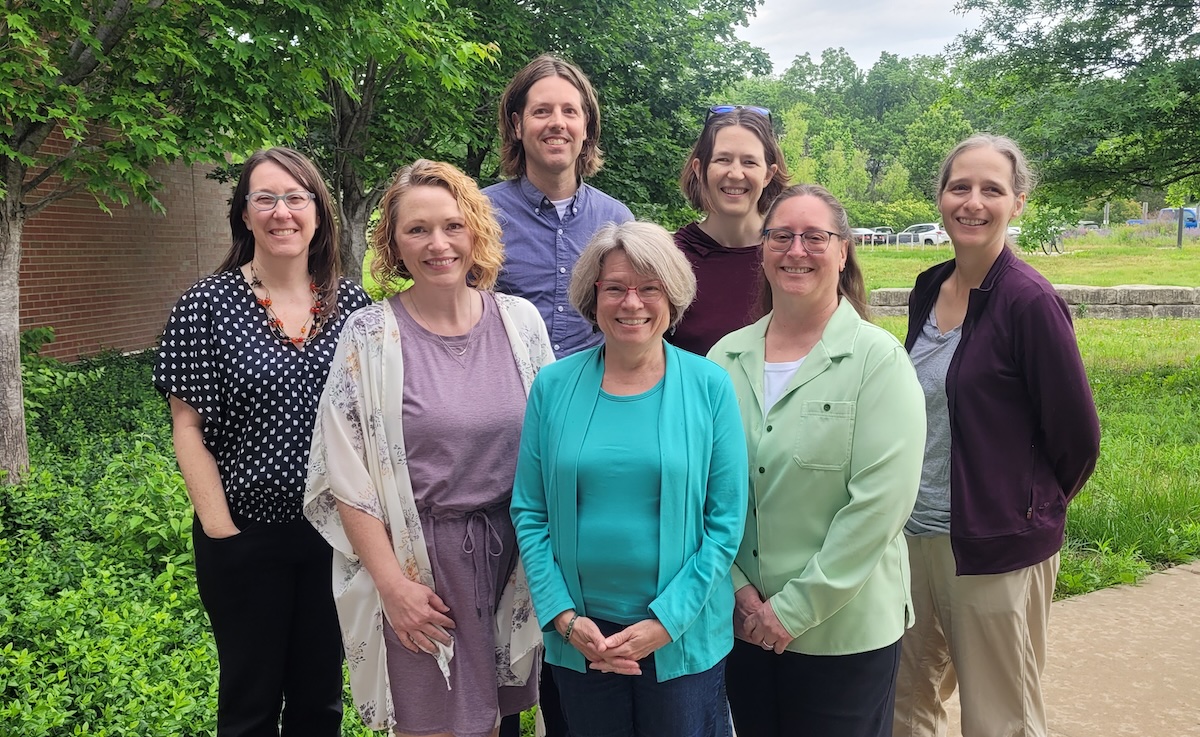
[249, 261, 324, 349]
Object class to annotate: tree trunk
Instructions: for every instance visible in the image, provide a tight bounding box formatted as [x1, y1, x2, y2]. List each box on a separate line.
[337, 186, 377, 283]
[0, 199, 28, 484]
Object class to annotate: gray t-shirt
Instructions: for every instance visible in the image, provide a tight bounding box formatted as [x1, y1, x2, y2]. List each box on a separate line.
[906, 310, 960, 536]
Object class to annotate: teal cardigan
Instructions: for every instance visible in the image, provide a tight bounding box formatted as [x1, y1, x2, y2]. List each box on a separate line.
[511, 342, 748, 681]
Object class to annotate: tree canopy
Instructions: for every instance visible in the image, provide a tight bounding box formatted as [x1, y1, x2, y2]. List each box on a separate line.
[956, 0, 1200, 197]
[0, 0, 368, 479]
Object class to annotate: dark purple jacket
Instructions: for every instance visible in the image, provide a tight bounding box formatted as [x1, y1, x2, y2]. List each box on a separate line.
[667, 222, 762, 356]
[906, 248, 1100, 575]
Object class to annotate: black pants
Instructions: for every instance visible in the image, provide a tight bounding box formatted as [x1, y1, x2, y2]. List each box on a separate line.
[726, 638, 901, 737]
[500, 660, 571, 737]
[193, 514, 344, 737]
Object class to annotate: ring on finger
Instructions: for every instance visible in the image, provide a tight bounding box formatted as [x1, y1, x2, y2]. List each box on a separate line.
[761, 639, 771, 649]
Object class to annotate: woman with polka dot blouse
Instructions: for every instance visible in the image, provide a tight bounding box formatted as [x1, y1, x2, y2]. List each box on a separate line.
[305, 160, 554, 737]
[155, 147, 370, 737]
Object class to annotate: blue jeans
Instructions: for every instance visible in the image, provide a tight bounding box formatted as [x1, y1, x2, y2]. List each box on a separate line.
[550, 620, 731, 737]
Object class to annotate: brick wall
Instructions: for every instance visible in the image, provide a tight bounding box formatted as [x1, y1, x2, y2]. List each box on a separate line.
[18, 136, 231, 360]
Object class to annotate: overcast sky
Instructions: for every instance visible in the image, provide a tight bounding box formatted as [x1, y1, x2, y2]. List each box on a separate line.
[738, 0, 982, 73]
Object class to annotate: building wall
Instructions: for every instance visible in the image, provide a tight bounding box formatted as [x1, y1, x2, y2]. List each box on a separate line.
[19, 149, 231, 360]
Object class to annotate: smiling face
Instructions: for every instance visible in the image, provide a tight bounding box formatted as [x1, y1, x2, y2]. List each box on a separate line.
[762, 195, 847, 309]
[696, 124, 776, 221]
[939, 145, 1026, 253]
[594, 249, 671, 351]
[514, 75, 588, 182]
[391, 185, 475, 289]
[241, 161, 319, 261]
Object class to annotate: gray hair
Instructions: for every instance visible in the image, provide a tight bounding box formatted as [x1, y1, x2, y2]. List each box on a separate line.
[936, 133, 1037, 198]
[569, 221, 697, 330]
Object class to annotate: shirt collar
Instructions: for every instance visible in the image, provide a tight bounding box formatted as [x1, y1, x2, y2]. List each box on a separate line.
[516, 175, 585, 213]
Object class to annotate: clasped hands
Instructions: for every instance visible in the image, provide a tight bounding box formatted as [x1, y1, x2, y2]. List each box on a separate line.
[380, 577, 456, 655]
[553, 610, 671, 676]
[734, 584, 794, 655]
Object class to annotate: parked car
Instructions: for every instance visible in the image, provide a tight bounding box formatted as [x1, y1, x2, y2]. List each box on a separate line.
[1007, 226, 1021, 237]
[1158, 208, 1198, 228]
[870, 226, 895, 244]
[1077, 220, 1100, 230]
[895, 223, 950, 245]
[1129, 208, 1198, 228]
[850, 227, 877, 245]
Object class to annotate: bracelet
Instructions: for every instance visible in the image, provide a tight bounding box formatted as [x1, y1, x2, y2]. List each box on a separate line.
[562, 613, 580, 643]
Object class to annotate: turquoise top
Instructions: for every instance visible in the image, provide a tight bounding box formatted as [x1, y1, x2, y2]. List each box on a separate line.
[577, 382, 664, 623]
[512, 342, 748, 681]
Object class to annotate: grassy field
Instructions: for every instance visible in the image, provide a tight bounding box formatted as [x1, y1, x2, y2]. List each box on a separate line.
[872, 316, 1200, 598]
[858, 237, 1200, 292]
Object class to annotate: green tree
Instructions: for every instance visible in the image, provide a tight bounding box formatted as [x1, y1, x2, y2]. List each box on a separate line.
[956, 0, 1200, 196]
[777, 103, 819, 184]
[303, 1, 497, 279]
[898, 102, 973, 199]
[0, 1, 357, 481]
[875, 159, 915, 203]
[442, 0, 768, 225]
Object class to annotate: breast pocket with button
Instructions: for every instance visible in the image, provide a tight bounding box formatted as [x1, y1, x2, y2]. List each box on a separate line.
[792, 400, 855, 471]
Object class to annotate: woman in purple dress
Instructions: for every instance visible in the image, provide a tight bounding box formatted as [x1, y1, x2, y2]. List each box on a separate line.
[305, 160, 554, 737]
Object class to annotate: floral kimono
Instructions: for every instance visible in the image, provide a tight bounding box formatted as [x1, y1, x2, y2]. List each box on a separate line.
[304, 292, 553, 730]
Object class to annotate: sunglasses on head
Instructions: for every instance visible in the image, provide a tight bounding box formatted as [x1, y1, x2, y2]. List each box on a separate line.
[705, 105, 772, 125]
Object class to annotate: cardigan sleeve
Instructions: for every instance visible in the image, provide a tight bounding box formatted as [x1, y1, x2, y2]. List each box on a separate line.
[1014, 290, 1100, 501]
[770, 345, 925, 638]
[648, 371, 748, 641]
[510, 375, 578, 632]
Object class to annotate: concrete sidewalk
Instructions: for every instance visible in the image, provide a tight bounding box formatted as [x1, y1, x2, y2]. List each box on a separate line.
[942, 561, 1200, 736]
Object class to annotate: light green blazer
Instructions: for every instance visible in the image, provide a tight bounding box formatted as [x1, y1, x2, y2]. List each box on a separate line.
[708, 299, 926, 655]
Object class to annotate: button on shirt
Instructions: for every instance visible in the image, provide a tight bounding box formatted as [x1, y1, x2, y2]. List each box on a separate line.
[484, 177, 633, 358]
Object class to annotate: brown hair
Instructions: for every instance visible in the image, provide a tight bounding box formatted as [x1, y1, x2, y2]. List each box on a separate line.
[371, 159, 504, 291]
[679, 109, 789, 215]
[755, 184, 869, 320]
[497, 54, 604, 180]
[219, 147, 341, 324]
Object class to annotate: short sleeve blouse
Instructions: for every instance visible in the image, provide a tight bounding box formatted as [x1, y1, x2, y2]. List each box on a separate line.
[154, 271, 371, 522]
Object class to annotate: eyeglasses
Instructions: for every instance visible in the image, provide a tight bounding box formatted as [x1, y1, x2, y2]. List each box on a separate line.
[246, 191, 316, 211]
[705, 105, 772, 125]
[595, 280, 665, 303]
[762, 229, 842, 254]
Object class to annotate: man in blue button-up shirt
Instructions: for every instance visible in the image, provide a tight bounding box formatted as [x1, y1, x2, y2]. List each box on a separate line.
[484, 54, 633, 359]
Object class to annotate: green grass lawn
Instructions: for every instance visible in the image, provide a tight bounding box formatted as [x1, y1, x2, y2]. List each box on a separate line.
[858, 238, 1200, 292]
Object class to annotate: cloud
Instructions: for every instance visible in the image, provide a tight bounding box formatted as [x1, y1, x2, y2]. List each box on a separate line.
[739, 0, 981, 72]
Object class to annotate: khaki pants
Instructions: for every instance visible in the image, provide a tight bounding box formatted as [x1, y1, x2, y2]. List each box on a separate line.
[893, 535, 1058, 737]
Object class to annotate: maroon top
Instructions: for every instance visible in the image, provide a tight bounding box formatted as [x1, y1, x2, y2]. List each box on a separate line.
[667, 222, 763, 356]
[906, 247, 1101, 576]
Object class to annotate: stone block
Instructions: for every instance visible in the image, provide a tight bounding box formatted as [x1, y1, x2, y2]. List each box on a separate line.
[1055, 285, 1117, 305]
[1151, 304, 1200, 318]
[870, 306, 908, 318]
[869, 288, 911, 307]
[1083, 304, 1137, 319]
[1114, 285, 1195, 305]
